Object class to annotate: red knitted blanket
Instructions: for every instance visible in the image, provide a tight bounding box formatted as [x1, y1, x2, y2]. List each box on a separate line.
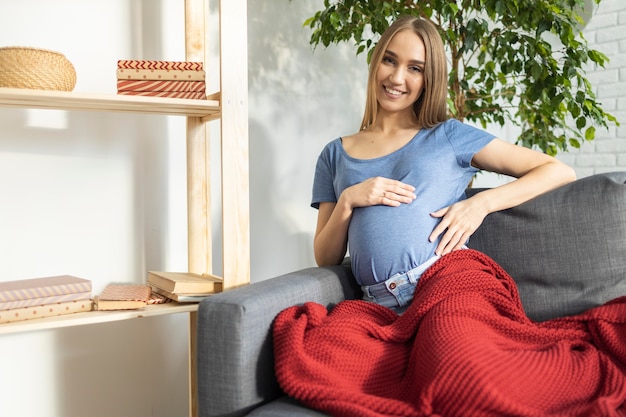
[273, 249, 626, 417]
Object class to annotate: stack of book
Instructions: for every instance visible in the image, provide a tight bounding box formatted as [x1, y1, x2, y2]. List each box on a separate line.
[0, 275, 93, 324]
[148, 271, 222, 303]
[116, 59, 206, 100]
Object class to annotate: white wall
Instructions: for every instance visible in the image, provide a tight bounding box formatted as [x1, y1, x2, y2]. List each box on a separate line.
[247, 1, 367, 279]
[0, 0, 624, 416]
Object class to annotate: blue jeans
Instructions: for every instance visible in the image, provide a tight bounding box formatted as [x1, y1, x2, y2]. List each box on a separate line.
[361, 255, 441, 310]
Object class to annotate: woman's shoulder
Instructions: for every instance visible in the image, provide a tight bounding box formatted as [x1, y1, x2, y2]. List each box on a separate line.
[340, 130, 368, 143]
[339, 131, 368, 152]
[428, 118, 490, 138]
[321, 137, 344, 151]
[433, 118, 497, 154]
[317, 137, 346, 161]
[435, 118, 464, 131]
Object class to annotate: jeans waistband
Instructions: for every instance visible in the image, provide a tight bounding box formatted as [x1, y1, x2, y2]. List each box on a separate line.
[361, 255, 440, 309]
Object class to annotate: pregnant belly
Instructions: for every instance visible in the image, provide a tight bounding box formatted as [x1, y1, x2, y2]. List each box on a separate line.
[349, 205, 438, 284]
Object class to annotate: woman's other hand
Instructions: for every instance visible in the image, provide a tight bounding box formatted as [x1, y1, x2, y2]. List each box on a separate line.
[429, 198, 488, 256]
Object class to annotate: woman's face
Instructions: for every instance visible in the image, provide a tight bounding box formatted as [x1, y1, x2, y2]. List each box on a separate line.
[375, 29, 426, 117]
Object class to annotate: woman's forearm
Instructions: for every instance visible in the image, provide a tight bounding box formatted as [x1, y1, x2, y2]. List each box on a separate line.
[314, 200, 353, 266]
[475, 160, 576, 215]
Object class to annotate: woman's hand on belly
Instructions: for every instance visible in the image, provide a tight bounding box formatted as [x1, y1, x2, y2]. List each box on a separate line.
[343, 176, 416, 208]
[428, 197, 489, 256]
[314, 177, 416, 267]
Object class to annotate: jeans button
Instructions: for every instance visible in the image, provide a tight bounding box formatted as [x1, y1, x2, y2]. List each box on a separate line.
[389, 282, 396, 290]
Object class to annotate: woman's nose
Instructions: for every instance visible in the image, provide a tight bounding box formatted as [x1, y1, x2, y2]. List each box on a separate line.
[389, 67, 404, 84]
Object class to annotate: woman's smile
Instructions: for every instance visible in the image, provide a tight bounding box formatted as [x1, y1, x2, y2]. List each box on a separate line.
[384, 86, 405, 96]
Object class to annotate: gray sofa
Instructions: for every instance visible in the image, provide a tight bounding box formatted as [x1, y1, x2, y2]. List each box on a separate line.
[197, 171, 626, 417]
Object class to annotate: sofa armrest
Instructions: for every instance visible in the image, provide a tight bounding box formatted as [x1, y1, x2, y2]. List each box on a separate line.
[197, 264, 359, 417]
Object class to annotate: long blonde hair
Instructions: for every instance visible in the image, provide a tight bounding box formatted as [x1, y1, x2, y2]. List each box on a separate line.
[360, 16, 449, 130]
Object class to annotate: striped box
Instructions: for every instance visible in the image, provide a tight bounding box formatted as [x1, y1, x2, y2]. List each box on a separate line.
[117, 60, 203, 70]
[116, 79, 206, 93]
[117, 90, 207, 100]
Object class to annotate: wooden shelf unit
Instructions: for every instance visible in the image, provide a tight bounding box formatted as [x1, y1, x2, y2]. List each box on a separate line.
[0, 302, 198, 336]
[0, 1, 249, 416]
[0, 87, 221, 120]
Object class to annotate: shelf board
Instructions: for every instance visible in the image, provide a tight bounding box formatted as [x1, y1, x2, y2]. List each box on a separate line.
[0, 87, 220, 120]
[0, 302, 198, 336]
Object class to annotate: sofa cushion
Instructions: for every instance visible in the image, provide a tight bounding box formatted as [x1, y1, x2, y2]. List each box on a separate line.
[467, 171, 626, 322]
[247, 397, 329, 417]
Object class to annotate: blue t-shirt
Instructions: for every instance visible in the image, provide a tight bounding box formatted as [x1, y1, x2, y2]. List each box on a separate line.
[311, 119, 496, 286]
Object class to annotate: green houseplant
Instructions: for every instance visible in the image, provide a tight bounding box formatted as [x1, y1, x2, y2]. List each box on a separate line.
[295, 0, 618, 155]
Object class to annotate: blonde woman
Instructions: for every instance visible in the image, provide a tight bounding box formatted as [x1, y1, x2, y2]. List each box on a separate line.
[311, 16, 575, 311]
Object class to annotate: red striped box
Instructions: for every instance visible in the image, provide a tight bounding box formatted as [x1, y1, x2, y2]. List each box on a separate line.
[117, 90, 207, 100]
[116, 79, 206, 93]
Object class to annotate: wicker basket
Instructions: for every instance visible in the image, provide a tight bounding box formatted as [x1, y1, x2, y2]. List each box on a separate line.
[0, 46, 77, 91]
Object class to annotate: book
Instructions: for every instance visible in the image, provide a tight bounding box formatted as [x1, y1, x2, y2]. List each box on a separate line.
[148, 271, 222, 294]
[117, 60, 204, 70]
[116, 68, 206, 81]
[147, 291, 171, 305]
[0, 291, 91, 311]
[116, 79, 206, 93]
[94, 284, 151, 311]
[0, 275, 92, 303]
[0, 300, 93, 324]
[150, 285, 212, 303]
[116, 90, 206, 100]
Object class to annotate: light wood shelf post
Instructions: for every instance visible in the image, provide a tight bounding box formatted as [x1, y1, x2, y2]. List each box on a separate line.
[220, 0, 250, 290]
[184, 0, 252, 413]
[185, 1, 211, 416]
[185, 0, 212, 276]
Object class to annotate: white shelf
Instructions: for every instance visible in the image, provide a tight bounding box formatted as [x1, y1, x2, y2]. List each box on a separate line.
[0, 87, 220, 121]
[0, 302, 198, 335]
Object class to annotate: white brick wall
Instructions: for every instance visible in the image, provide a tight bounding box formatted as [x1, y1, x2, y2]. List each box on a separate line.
[564, 0, 626, 177]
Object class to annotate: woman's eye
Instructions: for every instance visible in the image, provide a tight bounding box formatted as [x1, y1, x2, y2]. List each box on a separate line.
[382, 56, 395, 65]
[410, 66, 423, 73]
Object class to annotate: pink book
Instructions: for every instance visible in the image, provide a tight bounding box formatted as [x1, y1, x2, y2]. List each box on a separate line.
[0, 275, 92, 302]
[0, 300, 93, 324]
[0, 291, 91, 311]
[98, 284, 151, 302]
[94, 284, 151, 311]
